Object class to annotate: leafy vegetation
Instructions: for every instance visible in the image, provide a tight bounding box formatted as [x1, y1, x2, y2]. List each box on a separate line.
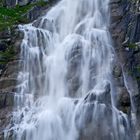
[0, 0, 48, 31]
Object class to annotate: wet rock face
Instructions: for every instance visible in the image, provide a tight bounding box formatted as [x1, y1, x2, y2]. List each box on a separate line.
[110, 0, 140, 88]
[108, 1, 140, 139]
[0, 107, 13, 139]
[84, 82, 111, 105]
[76, 103, 113, 140]
[110, 0, 140, 137]
[66, 43, 83, 97]
[0, 92, 14, 109]
[75, 82, 132, 140]
[75, 85, 113, 140]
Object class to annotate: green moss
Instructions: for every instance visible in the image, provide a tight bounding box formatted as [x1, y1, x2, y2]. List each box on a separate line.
[0, 0, 49, 31]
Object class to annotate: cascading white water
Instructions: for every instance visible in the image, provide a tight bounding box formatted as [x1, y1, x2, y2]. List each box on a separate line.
[4, 0, 136, 140]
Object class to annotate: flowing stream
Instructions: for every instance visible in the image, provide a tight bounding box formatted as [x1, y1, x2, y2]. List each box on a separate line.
[4, 0, 136, 140]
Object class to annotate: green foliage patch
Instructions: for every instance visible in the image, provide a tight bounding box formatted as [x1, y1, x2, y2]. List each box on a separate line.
[0, 1, 48, 31]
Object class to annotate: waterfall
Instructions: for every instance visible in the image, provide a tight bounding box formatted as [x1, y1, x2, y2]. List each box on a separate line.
[4, 0, 136, 140]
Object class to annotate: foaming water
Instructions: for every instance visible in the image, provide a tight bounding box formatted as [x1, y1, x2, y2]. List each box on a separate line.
[4, 0, 136, 140]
